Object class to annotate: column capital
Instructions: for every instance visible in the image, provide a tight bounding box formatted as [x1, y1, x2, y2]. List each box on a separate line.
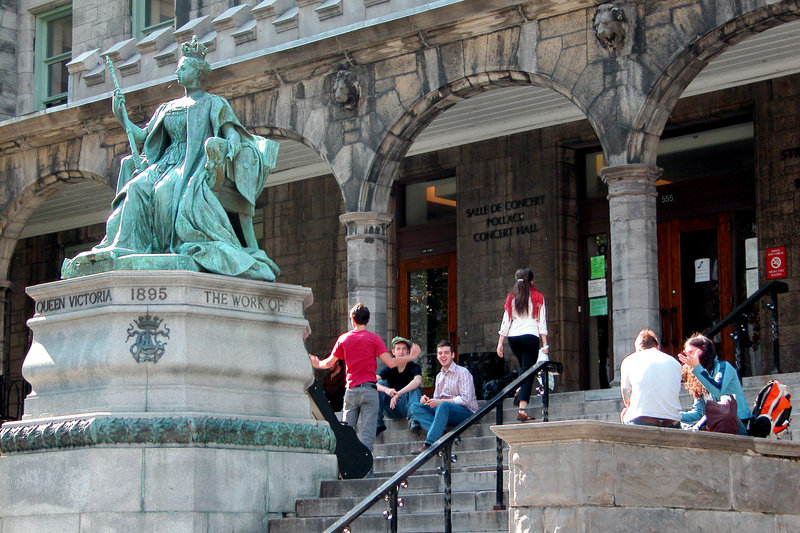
[600, 164, 662, 199]
[339, 211, 393, 242]
[599, 163, 662, 184]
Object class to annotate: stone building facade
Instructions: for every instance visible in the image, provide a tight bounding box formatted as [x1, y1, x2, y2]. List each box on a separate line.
[1, 0, 800, 409]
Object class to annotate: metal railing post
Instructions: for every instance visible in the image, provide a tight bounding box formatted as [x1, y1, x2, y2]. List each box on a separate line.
[440, 443, 453, 533]
[730, 314, 747, 373]
[769, 287, 781, 374]
[494, 402, 505, 510]
[541, 366, 551, 422]
[385, 486, 399, 533]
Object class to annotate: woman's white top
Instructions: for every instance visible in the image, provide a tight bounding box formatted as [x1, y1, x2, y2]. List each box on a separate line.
[498, 297, 548, 338]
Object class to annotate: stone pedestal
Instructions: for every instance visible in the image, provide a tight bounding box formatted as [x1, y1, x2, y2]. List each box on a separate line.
[492, 420, 800, 532]
[0, 271, 337, 532]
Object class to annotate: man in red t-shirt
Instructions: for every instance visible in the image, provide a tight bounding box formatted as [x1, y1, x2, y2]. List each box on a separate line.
[310, 302, 418, 453]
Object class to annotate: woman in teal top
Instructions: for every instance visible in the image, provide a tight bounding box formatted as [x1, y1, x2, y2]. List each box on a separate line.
[678, 334, 752, 435]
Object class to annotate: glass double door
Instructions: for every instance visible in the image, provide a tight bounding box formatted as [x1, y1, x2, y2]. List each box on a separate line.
[398, 253, 457, 356]
[657, 213, 733, 357]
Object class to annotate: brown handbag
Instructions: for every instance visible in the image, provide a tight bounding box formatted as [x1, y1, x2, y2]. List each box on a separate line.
[704, 395, 739, 434]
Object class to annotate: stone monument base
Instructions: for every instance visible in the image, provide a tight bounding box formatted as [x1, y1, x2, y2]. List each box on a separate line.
[0, 271, 337, 532]
[0, 422, 335, 531]
[492, 420, 800, 532]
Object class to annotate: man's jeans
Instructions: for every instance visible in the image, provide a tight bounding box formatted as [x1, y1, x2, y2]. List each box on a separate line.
[409, 401, 473, 445]
[377, 380, 422, 426]
[343, 386, 380, 452]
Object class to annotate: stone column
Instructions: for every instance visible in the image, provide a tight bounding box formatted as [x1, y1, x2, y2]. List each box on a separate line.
[339, 211, 393, 340]
[599, 164, 661, 383]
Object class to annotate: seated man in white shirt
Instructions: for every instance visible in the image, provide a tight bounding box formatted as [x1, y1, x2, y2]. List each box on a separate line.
[620, 329, 682, 429]
[409, 341, 479, 454]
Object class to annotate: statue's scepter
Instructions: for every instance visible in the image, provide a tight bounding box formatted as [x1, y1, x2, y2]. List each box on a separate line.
[105, 56, 145, 172]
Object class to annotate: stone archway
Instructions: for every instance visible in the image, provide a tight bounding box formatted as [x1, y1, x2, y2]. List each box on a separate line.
[630, 3, 800, 165]
[363, 70, 596, 214]
[0, 170, 108, 280]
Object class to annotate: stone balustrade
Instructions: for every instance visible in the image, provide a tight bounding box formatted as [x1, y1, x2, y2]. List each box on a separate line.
[491, 420, 800, 532]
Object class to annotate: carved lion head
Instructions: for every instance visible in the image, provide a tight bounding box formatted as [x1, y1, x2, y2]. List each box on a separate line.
[593, 4, 628, 51]
[333, 69, 360, 111]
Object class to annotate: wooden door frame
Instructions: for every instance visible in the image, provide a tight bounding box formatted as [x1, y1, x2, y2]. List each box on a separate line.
[398, 252, 458, 355]
[657, 213, 733, 359]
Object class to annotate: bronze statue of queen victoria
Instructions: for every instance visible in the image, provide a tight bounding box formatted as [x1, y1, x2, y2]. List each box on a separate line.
[63, 37, 280, 281]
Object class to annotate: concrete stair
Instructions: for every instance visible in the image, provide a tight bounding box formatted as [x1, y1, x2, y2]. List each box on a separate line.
[268, 371, 800, 532]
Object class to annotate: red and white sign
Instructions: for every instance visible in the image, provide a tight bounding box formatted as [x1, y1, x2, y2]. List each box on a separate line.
[766, 247, 787, 279]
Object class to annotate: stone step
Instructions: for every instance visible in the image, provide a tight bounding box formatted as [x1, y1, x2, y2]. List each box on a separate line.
[268, 509, 507, 533]
[294, 489, 507, 517]
[376, 434, 504, 457]
[320, 470, 507, 498]
[375, 448, 507, 476]
[376, 419, 501, 445]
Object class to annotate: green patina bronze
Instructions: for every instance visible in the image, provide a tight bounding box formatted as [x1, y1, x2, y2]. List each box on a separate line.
[62, 36, 280, 281]
[0, 416, 335, 453]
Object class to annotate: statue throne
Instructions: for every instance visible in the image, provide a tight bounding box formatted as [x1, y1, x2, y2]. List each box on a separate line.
[205, 136, 279, 249]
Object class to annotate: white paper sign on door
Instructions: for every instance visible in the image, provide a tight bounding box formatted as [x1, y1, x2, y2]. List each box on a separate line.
[695, 258, 711, 283]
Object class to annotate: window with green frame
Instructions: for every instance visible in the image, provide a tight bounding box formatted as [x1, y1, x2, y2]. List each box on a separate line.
[34, 5, 72, 110]
[132, 0, 175, 39]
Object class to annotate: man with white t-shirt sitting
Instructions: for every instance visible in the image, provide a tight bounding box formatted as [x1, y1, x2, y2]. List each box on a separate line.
[619, 329, 682, 429]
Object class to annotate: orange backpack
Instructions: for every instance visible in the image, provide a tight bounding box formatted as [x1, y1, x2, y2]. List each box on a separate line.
[749, 380, 791, 438]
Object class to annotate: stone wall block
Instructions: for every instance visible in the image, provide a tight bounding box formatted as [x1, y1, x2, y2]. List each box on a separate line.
[511, 506, 544, 533]
[393, 72, 422, 108]
[374, 90, 402, 131]
[686, 510, 776, 532]
[552, 44, 587, 91]
[581, 507, 686, 532]
[644, 8, 671, 27]
[206, 513, 264, 532]
[373, 53, 418, 81]
[562, 29, 587, 49]
[730, 454, 800, 513]
[0, 513, 81, 533]
[671, 3, 707, 42]
[509, 442, 616, 507]
[517, 21, 538, 74]
[77, 512, 208, 532]
[463, 34, 489, 76]
[612, 443, 731, 509]
[439, 41, 467, 83]
[643, 24, 686, 73]
[541, 506, 579, 532]
[143, 448, 268, 512]
[777, 514, 800, 532]
[0, 447, 143, 516]
[538, 10, 583, 40]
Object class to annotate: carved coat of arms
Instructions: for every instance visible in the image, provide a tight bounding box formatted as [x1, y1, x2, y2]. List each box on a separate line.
[126, 314, 170, 363]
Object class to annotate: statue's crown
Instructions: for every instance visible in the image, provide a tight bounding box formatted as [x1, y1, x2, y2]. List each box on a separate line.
[181, 36, 207, 60]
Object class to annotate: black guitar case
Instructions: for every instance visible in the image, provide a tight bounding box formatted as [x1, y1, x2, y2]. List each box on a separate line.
[306, 380, 373, 479]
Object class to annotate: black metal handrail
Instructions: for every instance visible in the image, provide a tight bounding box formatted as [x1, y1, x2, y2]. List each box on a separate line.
[324, 359, 563, 533]
[0, 375, 30, 422]
[704, 280, 788, 374]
